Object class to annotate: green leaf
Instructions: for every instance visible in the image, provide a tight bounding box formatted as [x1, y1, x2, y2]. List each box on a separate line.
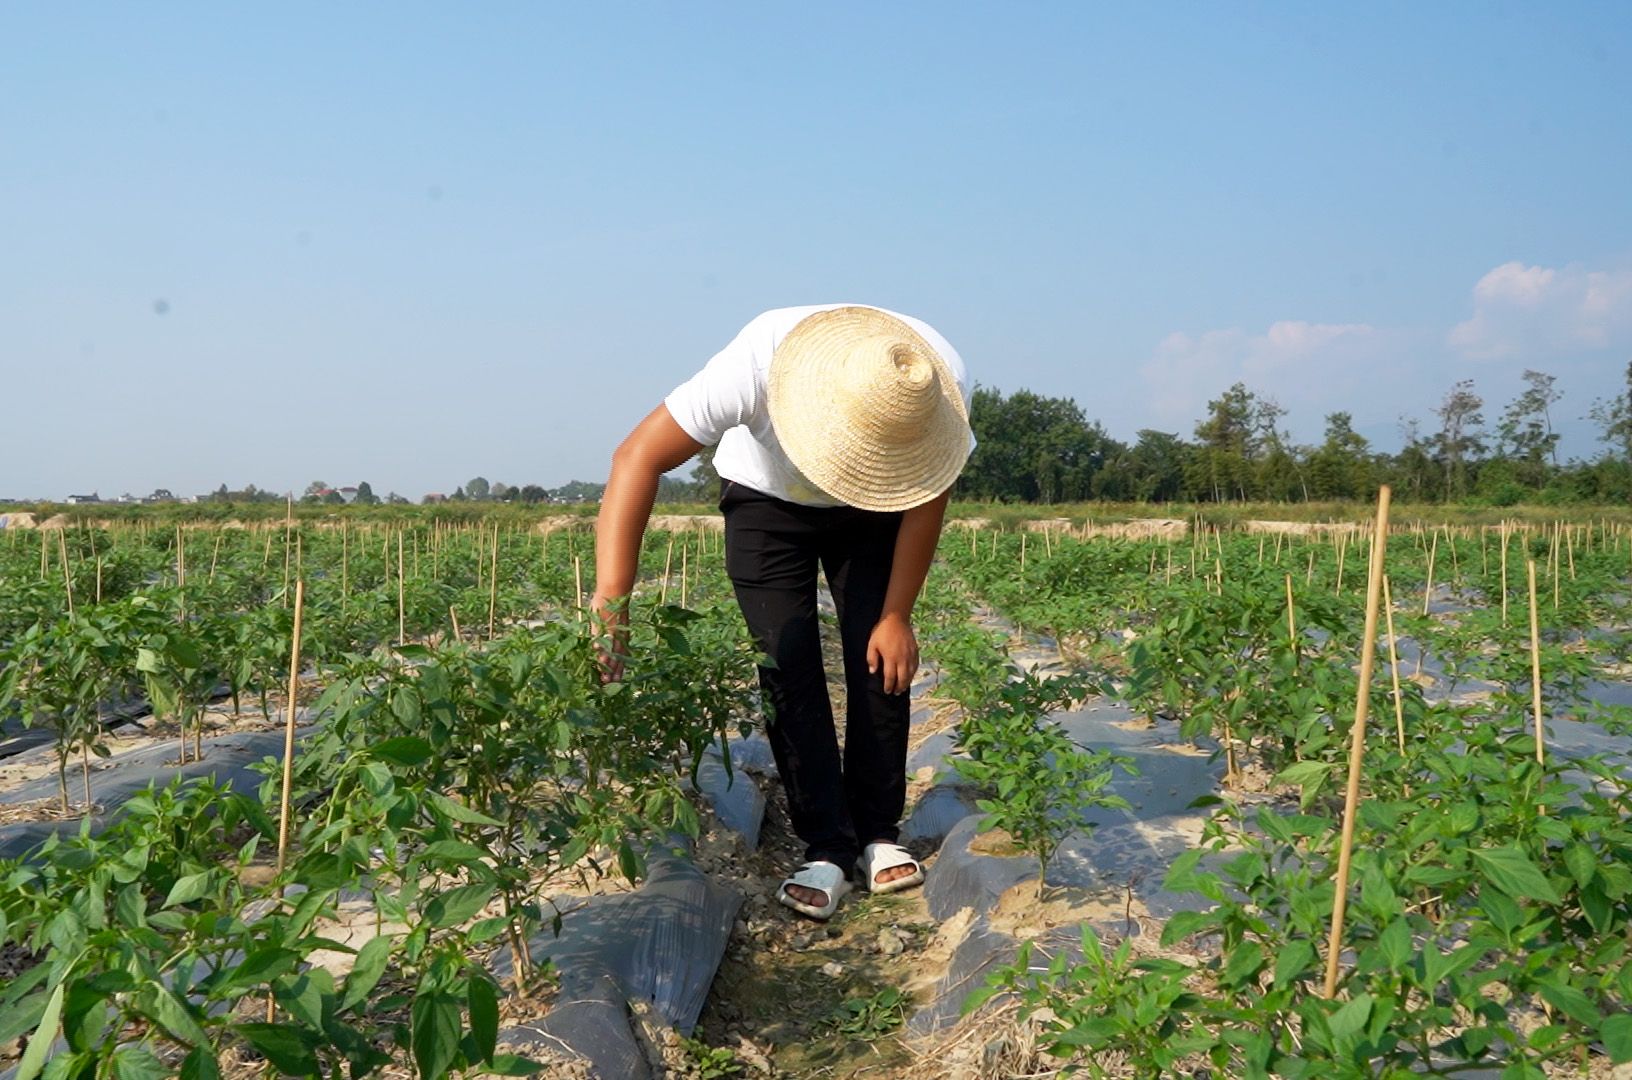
[1538, 983, 1599, 1027]
[1327, 993, 1373, 1041]
[214, 948, 298, 996]
[1472, 846, 1562, 904]
[0, 986, 50, 1046]
[418, 840, 491, 866]
[1563, 843, 1598, 890]
[163, 871, 214, 908]
[411, 990, 462, 1080]
[1378, 918, 1412, 971]
[139, 983, 208, 1047]
[340, 935, 394, 1013]
[372, 736, 435, 767]
[233, 1023, 320, 1075]
[424, 883, 495, 929]
[467, 917, 511, 945]
[1273, 939, 1316, 989]
[1275, 760, 1334, 788]
[112, 1047, 169, 1080]
[487, 1054, 544, 1076]
[425, 791, 502, 828]
[178, 1047, 221, 1080]
[15, 982, 64, 1080]
[1221, 941, 1265, 988]
[1601, 1013, 1632, 1064]
[468, 976, 499, 1063]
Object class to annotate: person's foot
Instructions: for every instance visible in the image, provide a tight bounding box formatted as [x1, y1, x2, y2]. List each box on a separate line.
[861, 842, 925, 895]
[783, 882, 831, 907]
[872, 863, 917, 887]
[777, 861, 850, 920]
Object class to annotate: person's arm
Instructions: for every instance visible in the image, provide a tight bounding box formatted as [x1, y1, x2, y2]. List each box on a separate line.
[592, 405, 704, 679]
[866, 489, 952, 694]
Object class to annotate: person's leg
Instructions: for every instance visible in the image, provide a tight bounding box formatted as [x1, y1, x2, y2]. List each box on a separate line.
[722, 486, 858, 904]
[820, 506, 914, 883]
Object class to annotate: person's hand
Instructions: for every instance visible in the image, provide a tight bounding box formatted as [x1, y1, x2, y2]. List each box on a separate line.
[590, 593, 630, 684]
[866, 612, 919, 696]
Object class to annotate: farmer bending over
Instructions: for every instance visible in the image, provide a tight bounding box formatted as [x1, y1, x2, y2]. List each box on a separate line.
[592, 304, 973, 921]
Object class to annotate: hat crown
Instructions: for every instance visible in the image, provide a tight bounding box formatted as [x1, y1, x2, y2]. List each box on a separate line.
[844, 339, 939, 446]
[767, 305, 972, 511]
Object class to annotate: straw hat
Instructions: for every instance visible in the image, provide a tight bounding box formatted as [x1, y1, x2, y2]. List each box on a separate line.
[767, 306, 972, 512]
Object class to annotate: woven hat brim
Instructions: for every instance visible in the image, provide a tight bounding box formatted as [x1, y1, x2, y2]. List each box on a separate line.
[767, 307, 971, 512]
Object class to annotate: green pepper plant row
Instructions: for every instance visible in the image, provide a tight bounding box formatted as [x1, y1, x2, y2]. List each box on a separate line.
[0, 520, 757, 1078]
[939, 522, 1632, 1076]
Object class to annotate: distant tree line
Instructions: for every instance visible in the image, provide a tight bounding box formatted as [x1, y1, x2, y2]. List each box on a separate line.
[956, 364, 1632, 505]
[189, 366, 1632, 510]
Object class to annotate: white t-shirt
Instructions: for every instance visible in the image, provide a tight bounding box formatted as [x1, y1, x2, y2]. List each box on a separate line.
[664, 304, 973, 508]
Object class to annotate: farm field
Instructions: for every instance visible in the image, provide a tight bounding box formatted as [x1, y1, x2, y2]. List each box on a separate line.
[1, 506, 1632, 1078]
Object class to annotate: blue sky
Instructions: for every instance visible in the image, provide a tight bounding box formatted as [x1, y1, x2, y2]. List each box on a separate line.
[3, 3, 1629, 499]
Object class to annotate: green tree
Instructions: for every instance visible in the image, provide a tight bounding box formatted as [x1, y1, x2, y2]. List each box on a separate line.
[465, 477, 491, 501]
[1431, 380, 1485, 500]
[1100, 430, 1191, 502]
[1389, 418, 1439, 502]
[960, 388, 1116, 502]
[689, 445, 721, 501]
[1589, 361, 1632, 462]
[1307, 412, 1373, 500]
[353, 481, 380, 505]
[1188, 383, 1259, 502]
[1495, 370, 1561, 487]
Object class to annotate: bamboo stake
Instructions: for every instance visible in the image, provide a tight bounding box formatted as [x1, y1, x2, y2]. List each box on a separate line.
[660, 533, 675, 605]
[1164, 544, 1173, 586]
[270, 578, 306, 1021]
[1335, 533, 1347, 597]
[1500, 524, 1509, 626]
[1382, 575, 1406, 755]
[1274, 531, 1284, 566]
[1446, 526, 1460, 582]
[488, 525, 499, 639]
[1422, 531, 1437, 616]
[397, 531, 406, 644]
[1565, 525, 1576, 581]
[574, 554, 585, 620]
[1323, 485, 1391, 999]
[449, 605, 462, 642]
[1552, 524, 1560, 612]
[1306, 549, 1315, 587]
[680, 538, 690, 608]
[1258, 536, 1265, 565]
[282, 503, 293, 607]
[341, 523, 349, 616]
[1527, 560, 1546, 801]
[1020, 532, 1027, 575]
[95, 556, 102, 605]
[1285, 574, 1298, 656]
[59, 530, 74, 616]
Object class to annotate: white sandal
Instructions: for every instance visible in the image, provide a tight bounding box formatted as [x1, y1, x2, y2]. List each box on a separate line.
[776, 860, 851, 920]
[862, 842, 925, 895]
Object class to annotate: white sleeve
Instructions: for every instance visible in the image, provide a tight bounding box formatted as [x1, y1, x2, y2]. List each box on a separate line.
[663, 321, 761, 446]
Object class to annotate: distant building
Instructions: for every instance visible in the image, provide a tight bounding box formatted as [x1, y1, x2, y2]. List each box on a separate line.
[423, 493, 447, 504]
[144, 489, 176, 503]
[338, 486, 359, 504]
[65, 492, 102, 504]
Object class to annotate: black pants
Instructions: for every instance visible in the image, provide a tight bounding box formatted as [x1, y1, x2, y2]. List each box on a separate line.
[721, 481, 910, 876]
